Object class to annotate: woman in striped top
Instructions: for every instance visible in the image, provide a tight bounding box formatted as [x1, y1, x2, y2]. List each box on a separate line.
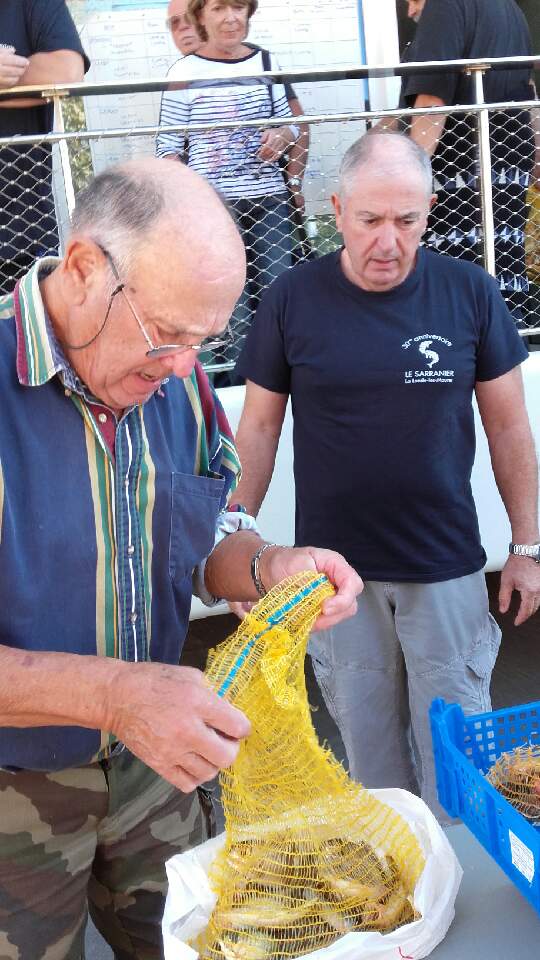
[157, 0, 300, 379]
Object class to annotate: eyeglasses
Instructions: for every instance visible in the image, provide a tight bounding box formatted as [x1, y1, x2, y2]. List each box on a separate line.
[101, 246, 233, 359]
[166, 15, 188, 30]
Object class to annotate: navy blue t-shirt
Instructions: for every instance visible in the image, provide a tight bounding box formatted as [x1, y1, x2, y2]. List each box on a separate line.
[0, 0, 89, 259]
[236, 248, 528, 583]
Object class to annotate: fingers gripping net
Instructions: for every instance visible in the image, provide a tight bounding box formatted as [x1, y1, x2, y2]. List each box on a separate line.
[199, 572, 425, 959]
[487, 745, 540, 823]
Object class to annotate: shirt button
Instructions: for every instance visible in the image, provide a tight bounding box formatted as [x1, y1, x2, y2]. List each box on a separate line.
[98, 413, 107, 423]
[129, 612, 138, 623]
[127, 545, 135, 556]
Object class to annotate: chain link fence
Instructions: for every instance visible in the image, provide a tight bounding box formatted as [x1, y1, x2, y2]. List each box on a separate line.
[0, 64, 539, 376]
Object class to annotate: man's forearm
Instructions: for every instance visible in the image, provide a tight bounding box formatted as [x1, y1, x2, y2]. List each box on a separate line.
[409, 95, 447, 158]
[409, 113, 446, 157]
[232, 427, 280, 516]
[204, 530, 269, 601]
[0, 50, 84, 109]
[488, 425, 539, 542]
[287, 100, 309, 182]
[0, 645, 120, 730]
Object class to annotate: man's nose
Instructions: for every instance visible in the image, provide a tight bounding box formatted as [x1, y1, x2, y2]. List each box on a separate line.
[375, 221, 397, 251]
[160, 350, 198, 379]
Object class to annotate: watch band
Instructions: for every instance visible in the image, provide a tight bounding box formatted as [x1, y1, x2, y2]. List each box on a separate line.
[250, 542, 276, 597]
[509, 542, 540, 562]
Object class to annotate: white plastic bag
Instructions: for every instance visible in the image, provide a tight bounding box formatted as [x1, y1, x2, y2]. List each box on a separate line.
[162, 788, 462, 960]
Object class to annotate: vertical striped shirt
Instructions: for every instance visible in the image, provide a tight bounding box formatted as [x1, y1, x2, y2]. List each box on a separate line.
[0, 259, 241, 771]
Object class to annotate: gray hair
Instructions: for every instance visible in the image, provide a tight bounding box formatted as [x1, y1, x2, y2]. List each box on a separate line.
[338, 129, 433, 198]
[70, 168, 166, 281]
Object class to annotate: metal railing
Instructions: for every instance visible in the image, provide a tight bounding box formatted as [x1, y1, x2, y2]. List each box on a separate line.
[0, 55, 539, 374]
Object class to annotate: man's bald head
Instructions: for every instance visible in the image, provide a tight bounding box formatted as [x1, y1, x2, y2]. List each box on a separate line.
[70, 157, 245, 284]
[49, 158, 245, 409]
[338, 130, 433, 202]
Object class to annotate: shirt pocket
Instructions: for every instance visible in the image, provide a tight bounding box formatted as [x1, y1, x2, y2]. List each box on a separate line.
[169, 471, 225, 583]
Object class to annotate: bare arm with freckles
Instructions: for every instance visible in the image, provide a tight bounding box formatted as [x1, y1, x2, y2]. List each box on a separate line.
[0, 647, 250, 791]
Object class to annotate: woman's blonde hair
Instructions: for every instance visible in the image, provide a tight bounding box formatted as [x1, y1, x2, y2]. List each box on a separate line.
[187, 0, 258, 42]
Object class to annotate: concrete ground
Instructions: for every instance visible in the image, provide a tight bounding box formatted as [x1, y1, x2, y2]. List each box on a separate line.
[86, 571, 539, 958]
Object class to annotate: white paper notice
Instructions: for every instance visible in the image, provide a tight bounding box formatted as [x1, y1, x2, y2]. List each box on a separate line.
[509, 830, 535, 883]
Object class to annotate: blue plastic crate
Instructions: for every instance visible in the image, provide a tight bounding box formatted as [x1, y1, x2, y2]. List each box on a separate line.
[430, 697, 540, 916]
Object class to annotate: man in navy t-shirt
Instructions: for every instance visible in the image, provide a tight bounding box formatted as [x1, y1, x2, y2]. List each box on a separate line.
[233, 129, 540, 820]
[0, 0, 89, 294]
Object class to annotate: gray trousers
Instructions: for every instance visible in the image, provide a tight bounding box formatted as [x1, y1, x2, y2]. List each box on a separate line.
[309, 572, 501, 823]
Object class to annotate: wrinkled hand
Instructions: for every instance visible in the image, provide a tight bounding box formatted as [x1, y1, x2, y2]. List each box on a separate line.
[260, 545, 363, 630]
[257, 126, 295, 162]
[110, 663, 251, 792]
[0, 47, 29, 88]
[499, 555, 540, 626]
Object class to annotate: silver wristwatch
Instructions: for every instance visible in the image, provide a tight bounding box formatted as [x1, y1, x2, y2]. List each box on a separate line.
[509, 542, 540, 562]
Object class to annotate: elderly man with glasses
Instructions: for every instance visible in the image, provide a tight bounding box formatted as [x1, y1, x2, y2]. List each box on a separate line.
[0, 157, 362, 959]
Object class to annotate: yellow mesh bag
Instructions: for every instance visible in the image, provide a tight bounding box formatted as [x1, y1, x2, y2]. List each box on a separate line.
[199, 572, 426, 960]
[487, 744, 540, 822]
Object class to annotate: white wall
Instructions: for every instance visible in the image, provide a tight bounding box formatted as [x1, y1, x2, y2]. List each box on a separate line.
[191, 352, 540, 619]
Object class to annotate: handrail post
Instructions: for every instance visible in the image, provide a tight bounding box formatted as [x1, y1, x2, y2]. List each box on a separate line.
[472, 68, 496, 277]
[53, 94, 76, 219]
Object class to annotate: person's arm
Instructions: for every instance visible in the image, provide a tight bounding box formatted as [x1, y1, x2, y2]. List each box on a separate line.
[258, 54, 300, 163]
[475, 367, 540, 625]
[205, 530, 362, 632]
[220, 382, 363, 629]
[232, 381, 288, 517]
[285, 97, 310, 212]
[409, 93, 447, 157]
[0, 48, 84, 108]
[156, 82, 190, 160]
[0, 644, 250, 791]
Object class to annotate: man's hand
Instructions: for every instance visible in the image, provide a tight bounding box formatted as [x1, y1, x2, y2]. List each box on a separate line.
[110, 664, 251, 792]
[499, 555, 540, 626]
[258, 126, 295, 162]
[0, 47, 29, 88]
[260, 545, 363, 630]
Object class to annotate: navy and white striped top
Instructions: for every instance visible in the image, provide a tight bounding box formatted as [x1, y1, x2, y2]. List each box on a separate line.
[156, 48, 293, 200]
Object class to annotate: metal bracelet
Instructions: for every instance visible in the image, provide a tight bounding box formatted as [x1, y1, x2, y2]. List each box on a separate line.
[251, 541, 276, 597]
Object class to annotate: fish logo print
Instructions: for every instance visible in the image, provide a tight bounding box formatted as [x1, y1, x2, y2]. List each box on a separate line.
[418, 340, 439, 368]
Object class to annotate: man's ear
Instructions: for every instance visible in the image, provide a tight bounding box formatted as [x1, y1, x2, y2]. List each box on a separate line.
[429, 192, 437, 210]
[62, 238, 106, 306]
[331, 193, 343, 230]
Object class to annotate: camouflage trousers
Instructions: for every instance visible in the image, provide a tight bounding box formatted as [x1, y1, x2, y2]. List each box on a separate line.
[0, 747, 214, 960]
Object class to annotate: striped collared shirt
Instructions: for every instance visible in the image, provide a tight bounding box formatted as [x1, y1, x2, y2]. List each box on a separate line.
[0, 259, 241, 771]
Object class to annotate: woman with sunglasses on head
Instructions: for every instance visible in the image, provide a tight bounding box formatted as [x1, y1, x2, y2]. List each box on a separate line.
[157, 0, 300, 384]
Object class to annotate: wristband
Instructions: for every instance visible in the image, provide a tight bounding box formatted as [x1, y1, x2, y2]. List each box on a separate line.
[251, 541, 276, 597]
[288, 175, 302, 187]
